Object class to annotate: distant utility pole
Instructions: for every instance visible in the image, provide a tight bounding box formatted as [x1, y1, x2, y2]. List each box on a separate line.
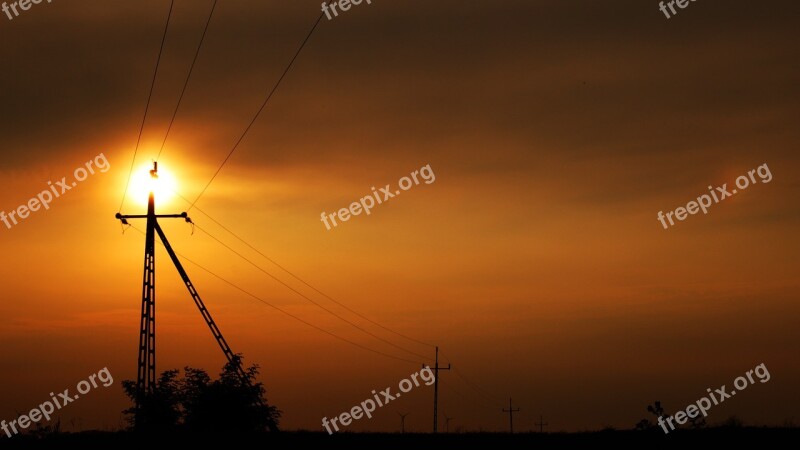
[398, 412, 409, 434]
[424, 346, 450, 433]
[444, 414, 455, 433]
[502, 397, 520, 434]
[536, 415, 548, 433]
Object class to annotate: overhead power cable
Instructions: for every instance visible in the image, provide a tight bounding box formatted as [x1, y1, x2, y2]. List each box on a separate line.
[192, 222, 430, 361]
[174, 188, 435, 349]
[119, 0, 175, 213]
[188, 2, 333, 211]
[156, 0, 219, 162]
[440, 351, 505, 408]
[126, 225, 423, 366]
[442, 381, 500, 412]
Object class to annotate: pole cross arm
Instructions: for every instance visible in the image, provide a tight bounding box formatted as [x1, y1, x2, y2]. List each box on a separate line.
[116, 212, 192, 226]
[116, 212, 190, 220]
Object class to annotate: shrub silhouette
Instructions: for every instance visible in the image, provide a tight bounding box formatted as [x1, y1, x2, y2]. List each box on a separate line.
[635, 401, 669, 431]
[123, 355, 280, 433]
[122, 370, 182, 432]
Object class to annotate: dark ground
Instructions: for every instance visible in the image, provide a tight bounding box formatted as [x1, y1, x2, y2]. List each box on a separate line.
[2, 428, 798, 448]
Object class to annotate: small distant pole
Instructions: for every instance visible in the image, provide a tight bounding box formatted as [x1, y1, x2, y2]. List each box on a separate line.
[535, 415, 548, 433]
[444, 414, 455, 433]
[502, 397, 520, 433]
[398, 412, 409, 434]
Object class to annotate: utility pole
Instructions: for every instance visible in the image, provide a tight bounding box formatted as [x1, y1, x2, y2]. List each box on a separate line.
[116, 162, 267, 429]
[398, 412, 409, 434]
[444, 414, 455, 433]
[423, 346, 450, 433]
[502, 397, 519, 434]
[535, 415, 548, 433]
[117, 162, 189, 425]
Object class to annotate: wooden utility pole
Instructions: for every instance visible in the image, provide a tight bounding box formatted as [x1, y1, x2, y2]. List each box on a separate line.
[398, 412, 409, 434]
[423, 346, 450, 433]
[502, 397, 519, 433]
[535, 415, 548, 433]
[445, 414, 455, 433]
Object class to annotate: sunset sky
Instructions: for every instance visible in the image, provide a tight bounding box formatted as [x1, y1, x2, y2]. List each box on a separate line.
[0, 0, 798, 433]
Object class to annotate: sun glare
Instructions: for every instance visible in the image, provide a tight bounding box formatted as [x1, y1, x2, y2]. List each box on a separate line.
[129, 162, 179, 208]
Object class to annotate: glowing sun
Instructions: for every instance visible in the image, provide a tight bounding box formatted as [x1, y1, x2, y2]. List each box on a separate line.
[129, 162, 179, 208]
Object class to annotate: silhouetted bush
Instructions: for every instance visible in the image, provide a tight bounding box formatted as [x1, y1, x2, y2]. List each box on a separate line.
[122, 355, 280, 433]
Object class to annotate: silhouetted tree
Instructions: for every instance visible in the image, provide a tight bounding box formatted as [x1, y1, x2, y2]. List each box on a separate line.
[636, 400, 706, 431]
[636, 401, 669, 431]
[181, 355, 280, 433]
[123, 355, 280, 433]
[30, 418, 61, 439]
[689, 413, 707, 429]
[720, 415, 744, 428]
[122, 370, 182, 432]
[647, 401, 668, 419]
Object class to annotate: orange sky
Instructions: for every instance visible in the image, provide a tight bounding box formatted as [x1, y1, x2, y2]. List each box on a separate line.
[0, 0, 798, 433]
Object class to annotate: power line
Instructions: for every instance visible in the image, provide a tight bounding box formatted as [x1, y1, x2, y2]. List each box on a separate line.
[156, 0, 218, 162]
[440, 351, 505, 406]
[119, 0, 175, 213]
[439, 347, 503, 414]
[115, 1, 431, 370]
[176, 191, 434, 348]
[128, 182, 436, 366]
[184, 250, 423, 366]
[171, 188, 434, 349]
[447, 361, 544, 432]
[149, 0, 435, 350]
[188, 2, 332, 211]
[442, 382, 499, 412]
[192, 222, 430, 361]
[126, 225, 423, 366]
[453, 367, 503, 406]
